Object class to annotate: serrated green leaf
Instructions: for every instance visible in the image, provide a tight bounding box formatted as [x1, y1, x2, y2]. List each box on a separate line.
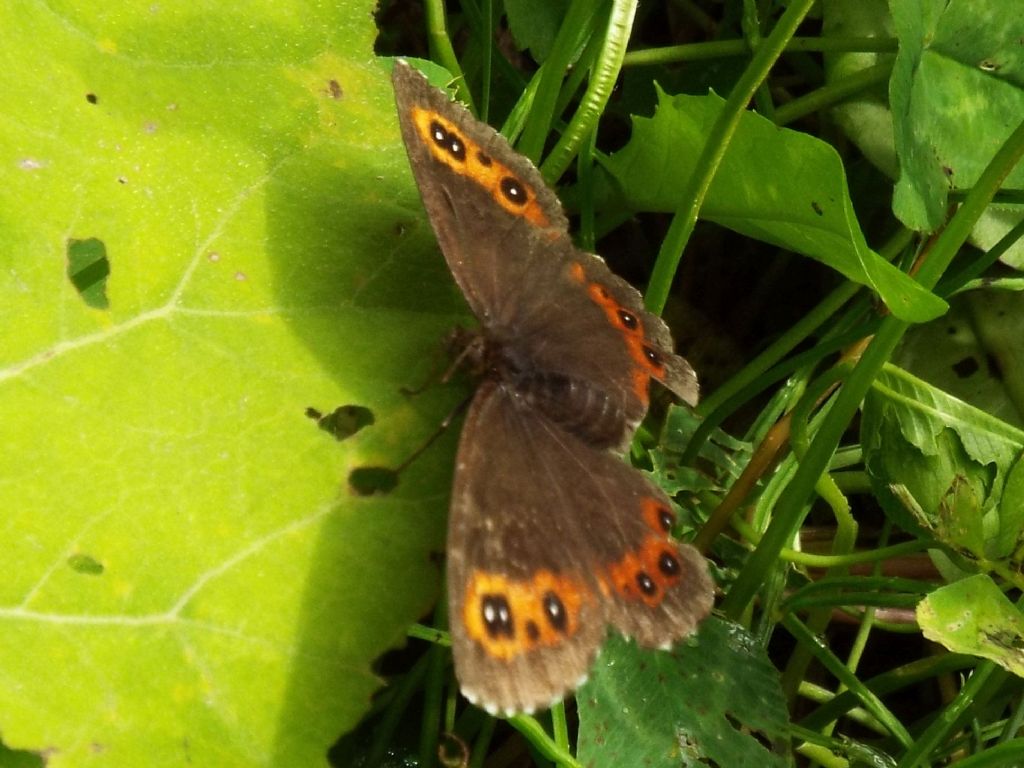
[577, 619, 791, 768]
[601, 87, 946, 323]
[918, 574, 1024, 677]
[867, 366, 1024, 471]
[649, 405, 751, 497]
[0, 4, 464, 765]
[862, 366, 1024, 559]
[889, 0, 1024, 249]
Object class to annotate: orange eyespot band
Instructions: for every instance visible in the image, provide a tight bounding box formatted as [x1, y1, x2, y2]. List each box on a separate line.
[411, 105, 552, 228]
[463, 570, 593, 660]
[568, 262, 666, 403]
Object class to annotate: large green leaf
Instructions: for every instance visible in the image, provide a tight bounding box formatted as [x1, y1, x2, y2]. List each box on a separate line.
[890, 0, 1024, 239]
[918, 574, 1024, 678]
[1, 4, 462, 765]
[601, 87, 945, 323]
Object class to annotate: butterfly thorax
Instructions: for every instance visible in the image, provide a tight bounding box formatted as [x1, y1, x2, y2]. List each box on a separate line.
[480, 335, 632, 451]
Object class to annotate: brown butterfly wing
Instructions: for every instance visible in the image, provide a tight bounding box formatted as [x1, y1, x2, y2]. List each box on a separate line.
[448, 382, 714, 716]
[515, 245, 700, 414]
[392, 61, 568, 321]
[394, 60, 710, 715]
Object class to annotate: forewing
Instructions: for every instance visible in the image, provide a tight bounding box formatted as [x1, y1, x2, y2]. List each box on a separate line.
[568, 251, 699, 407]
[504, 245, 700, 424]
[392, 61, 568, 321]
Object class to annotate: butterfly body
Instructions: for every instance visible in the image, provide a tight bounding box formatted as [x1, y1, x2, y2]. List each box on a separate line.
[392, 61, 713, 716]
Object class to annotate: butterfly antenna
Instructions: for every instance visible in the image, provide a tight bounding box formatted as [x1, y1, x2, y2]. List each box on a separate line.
[400, 351, 452, 397]
[350, 329, 483, 495]
[392, 392, 474, 476]
[400, 326, 482, 396]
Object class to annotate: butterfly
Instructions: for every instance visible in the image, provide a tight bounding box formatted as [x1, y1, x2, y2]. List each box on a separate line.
[392, 60, 714, 716]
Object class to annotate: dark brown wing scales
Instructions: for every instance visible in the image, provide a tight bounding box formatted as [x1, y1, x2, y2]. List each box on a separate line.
[447, 385, 608, 715]
[447, 384, 713, 715]
[392, 63, 566, 233]
[566, 255, 699, 409]
[392, 61, 569, 321]
[472, 239, 699, 453]
[393, 60, 697, 442]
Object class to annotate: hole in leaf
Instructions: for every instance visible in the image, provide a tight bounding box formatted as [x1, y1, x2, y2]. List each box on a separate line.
[952, 356, 979, 379]
[67, 553, 104, 575]
[677, 727, 717, 765]
[305, 404, 375, 441]
[721, 710, 777, 754]
[349, 466, 398, 495]
[66, 237, 111, 309]
[86, 92, 98, 104]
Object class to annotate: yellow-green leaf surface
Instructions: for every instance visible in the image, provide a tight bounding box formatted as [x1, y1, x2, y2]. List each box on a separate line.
[918, 574, 1024, 678]
[1, 3, 462, 765]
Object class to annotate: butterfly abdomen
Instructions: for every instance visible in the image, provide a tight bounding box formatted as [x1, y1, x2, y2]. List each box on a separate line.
[503, 367, 630, 450]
